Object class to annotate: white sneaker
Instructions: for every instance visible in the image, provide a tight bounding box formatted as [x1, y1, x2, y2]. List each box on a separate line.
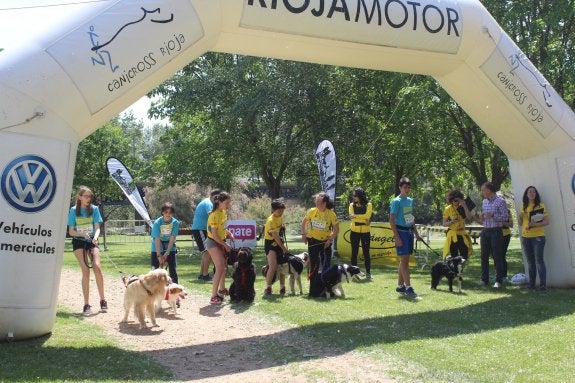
[493, 282, 502, 288]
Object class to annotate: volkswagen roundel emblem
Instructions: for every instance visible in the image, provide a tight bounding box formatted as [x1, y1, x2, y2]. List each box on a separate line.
[1, 155, 57, 212]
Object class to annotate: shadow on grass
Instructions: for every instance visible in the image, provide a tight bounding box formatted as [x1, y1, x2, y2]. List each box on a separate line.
[139, 291, 573, 381]
[1, 338, 170, 382]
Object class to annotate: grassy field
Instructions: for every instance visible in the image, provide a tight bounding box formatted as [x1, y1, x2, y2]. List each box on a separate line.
[2, 233, 574, 382]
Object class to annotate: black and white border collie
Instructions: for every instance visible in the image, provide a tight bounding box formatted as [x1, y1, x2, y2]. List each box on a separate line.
[430, 255, 466, 293]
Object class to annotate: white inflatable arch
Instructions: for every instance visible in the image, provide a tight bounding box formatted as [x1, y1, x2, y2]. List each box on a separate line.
[1, 0, 575, 340]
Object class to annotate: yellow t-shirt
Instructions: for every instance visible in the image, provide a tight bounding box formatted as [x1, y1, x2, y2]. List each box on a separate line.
[520, 202, 547, 238]
[304, 207, 338, 241]
[349, 202, 372, 233]
[264, 213, 284, 246]
[442, 204, 466, 233]
[207, 209, 227, 240]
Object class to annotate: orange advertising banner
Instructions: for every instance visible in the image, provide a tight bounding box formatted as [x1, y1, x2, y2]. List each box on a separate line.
[337, 221, 416, 266]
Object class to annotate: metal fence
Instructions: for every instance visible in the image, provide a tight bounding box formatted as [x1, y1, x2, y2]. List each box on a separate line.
[102, 220, 195, 256]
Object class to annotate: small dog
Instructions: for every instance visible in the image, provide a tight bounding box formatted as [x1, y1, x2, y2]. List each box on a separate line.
[262, 252, 309, 295]
[229, 248, 256, 302]
[430, 255, 466, 293]
[121, 268, 170, 329]
[156, 283, 187, 315]
[320, 263, 361, 299]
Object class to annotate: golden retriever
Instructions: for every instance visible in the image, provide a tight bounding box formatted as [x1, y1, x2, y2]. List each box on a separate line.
[121, 268, 169, 329]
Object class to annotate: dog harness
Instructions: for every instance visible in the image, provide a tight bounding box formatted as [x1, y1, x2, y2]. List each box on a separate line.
[139, 278, 153, 296]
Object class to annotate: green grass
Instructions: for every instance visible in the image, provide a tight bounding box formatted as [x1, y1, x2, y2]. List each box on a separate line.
[0, 307, 172, 382]
[7, 234, 575, 382]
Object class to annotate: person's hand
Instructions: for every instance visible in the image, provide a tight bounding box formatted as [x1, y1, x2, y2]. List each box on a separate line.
[324, 239, 333, 249]
[302, 234, 308, 244]
[395, 236, 403, 247]
[415, 233, 423, 242]
[223, 242, 232, 252]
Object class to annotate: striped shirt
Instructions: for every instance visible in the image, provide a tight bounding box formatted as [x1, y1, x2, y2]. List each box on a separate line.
[481, 195, 508, 228]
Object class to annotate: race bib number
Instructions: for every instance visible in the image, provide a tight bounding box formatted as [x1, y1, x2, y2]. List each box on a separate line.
[160, 224, 173, 236]
[311, 220, 327, 230]
[404, 214, 415, 225]
[76, 217, 92, 233]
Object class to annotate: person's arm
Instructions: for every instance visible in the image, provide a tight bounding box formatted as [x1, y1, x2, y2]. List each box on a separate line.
[154, 237, 164, 266]
[68, 225, 92, 240]
[271, 230, 288, 253]
[210, 227, 231, 251]
[301, 217, 309, 244]
[459, 199, 473, 220]
[366, 203, 373, 225]
[354, 205, 372, 224]
[528, 207, 549, 229]
[331, 222, 339, 240]
[92, 222, 101, 244]
[442, 207, 452, 227]
[389, 213, 402, 247]
[348, 203, 354, 219]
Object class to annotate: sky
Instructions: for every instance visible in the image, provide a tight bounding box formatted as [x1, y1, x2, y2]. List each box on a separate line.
[120, 96, 170, 128]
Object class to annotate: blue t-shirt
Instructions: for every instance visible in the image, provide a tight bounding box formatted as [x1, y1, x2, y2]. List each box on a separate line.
[191, 197, 212, 230]
[390, 195, 415, 228]
[151, 216, 180, 252]
[67, 205, 103, 242]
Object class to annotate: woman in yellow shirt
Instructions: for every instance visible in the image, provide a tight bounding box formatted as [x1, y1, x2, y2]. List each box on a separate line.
[349, 187, 373, 279]
[263, 199, 289, 296]
[301, 192, 339, 294]
[442, 189, 473, 259]
[205, 192, 234, 304]
[518, 186, 549, 290]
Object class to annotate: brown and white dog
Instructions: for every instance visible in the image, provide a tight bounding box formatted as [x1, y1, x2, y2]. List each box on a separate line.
[121, 268, 170, 329]
[156, 283, 187, 315]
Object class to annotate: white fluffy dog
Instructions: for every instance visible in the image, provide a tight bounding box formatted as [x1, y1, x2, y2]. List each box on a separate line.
[156, 283, 187, 315]
[121, 268, 170, 329]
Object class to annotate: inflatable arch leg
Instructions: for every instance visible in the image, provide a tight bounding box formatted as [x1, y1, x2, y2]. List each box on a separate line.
[1, 0, 574, 340]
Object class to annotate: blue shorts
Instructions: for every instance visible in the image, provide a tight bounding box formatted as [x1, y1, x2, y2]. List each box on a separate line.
[396, 230, 414, 256]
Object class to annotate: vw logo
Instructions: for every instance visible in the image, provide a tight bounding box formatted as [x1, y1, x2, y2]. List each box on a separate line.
[1, 155, 57, 212]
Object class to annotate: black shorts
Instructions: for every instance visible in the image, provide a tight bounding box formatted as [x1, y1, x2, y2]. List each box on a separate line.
[264, 239, 282, 256]
[191, 229, 208, 252]
[72, 238, 97, 251]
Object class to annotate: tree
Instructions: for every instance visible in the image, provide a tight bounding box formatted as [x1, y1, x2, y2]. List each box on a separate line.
[73, 117, 146, 201]
[149, 54, 337, 198]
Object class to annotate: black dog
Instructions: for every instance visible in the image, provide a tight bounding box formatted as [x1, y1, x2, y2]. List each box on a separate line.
[320, 264, 362, 299]
[229, 248, 256, 302]
[430, 255, 466, 293]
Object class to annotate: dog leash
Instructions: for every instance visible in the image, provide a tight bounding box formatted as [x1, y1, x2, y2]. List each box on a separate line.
[416, 238, 443, 259]
[100, 247, 136, 287]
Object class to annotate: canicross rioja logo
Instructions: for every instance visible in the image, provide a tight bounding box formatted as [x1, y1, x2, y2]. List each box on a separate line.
[1, 155, 57, 213]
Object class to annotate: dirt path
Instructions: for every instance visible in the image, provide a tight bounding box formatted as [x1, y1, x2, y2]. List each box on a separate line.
[58, 269, 396, 383]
